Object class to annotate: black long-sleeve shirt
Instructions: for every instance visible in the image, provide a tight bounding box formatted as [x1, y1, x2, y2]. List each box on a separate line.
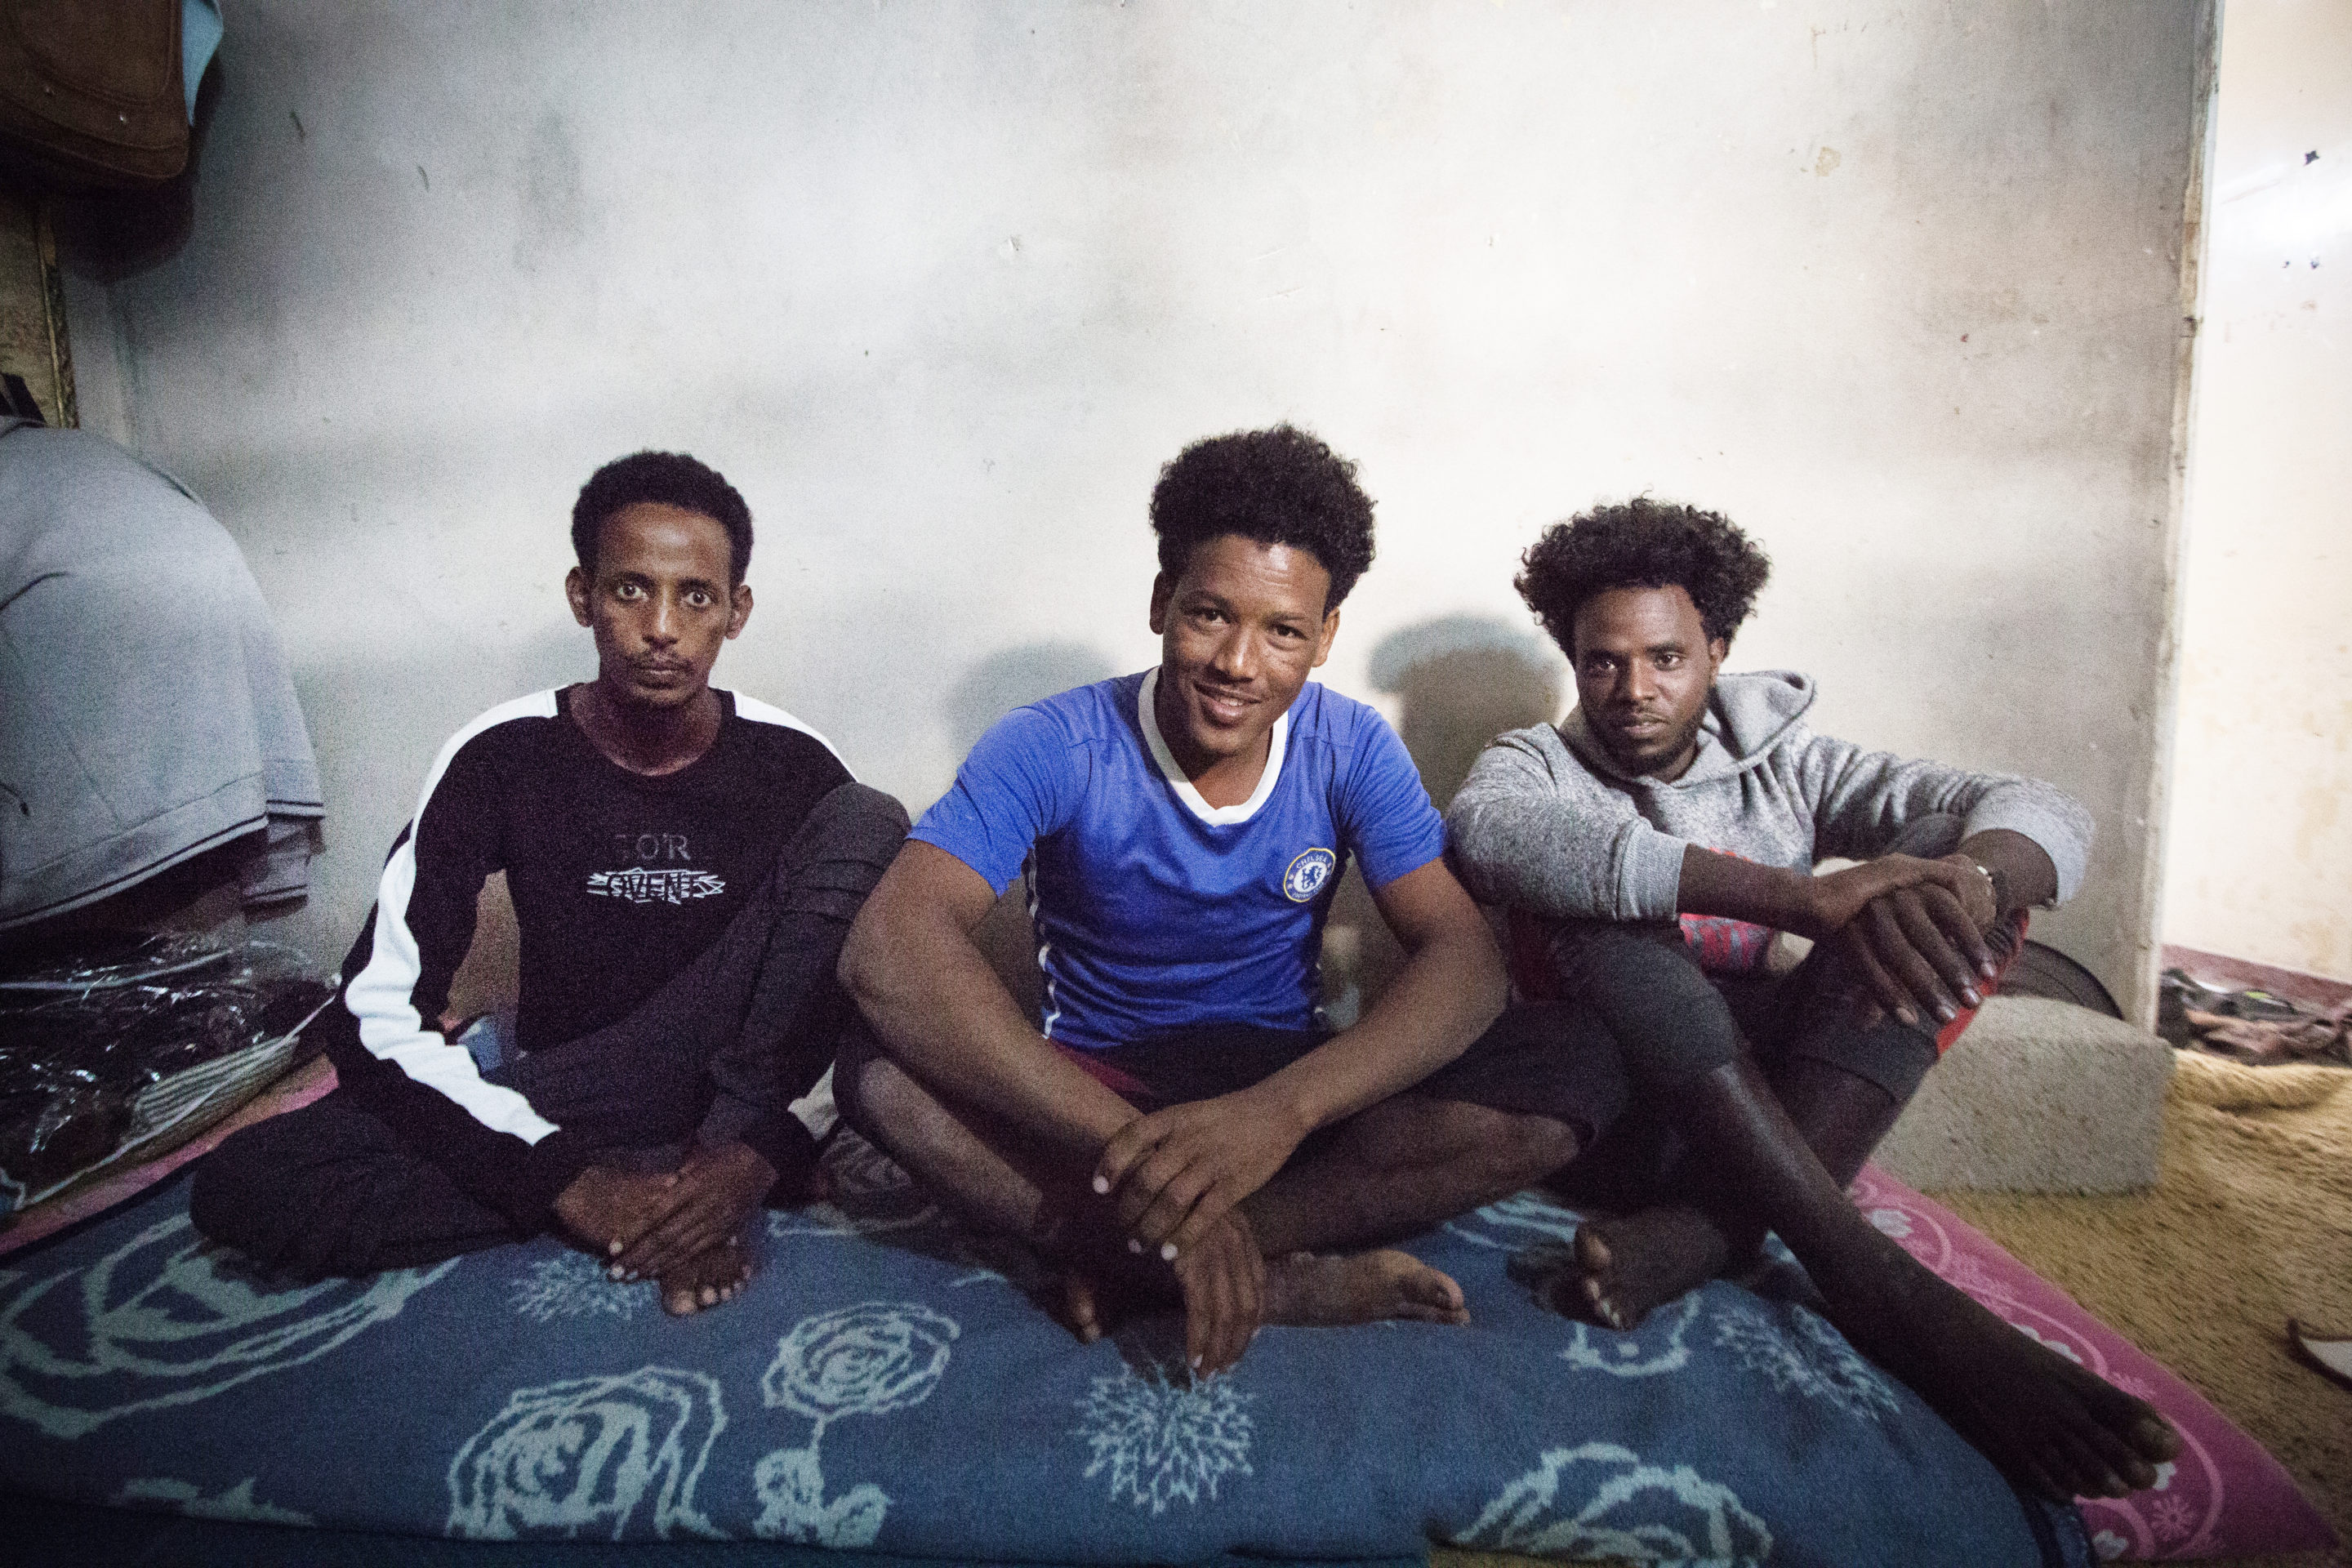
[313, 686, 853, 1227]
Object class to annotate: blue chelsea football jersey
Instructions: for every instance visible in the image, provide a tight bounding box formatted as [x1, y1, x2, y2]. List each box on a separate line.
[911, 669, 1447, 1051]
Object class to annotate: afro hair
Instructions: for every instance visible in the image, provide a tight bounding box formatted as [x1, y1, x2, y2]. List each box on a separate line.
[1148, 424, 1375, 612]
[571, 451, 754, 585]
[1516, 498, 1771, 653]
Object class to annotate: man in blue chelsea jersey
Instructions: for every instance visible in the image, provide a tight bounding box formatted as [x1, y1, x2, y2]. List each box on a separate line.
[838, 426, 1624, 1374]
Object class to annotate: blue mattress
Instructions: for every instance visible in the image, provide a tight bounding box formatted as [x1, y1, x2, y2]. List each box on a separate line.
[0, 1130, 2087, 1566]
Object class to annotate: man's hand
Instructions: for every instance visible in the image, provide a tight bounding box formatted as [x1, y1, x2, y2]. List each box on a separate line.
[1793, 853, 1977, 938]
[550, 1165, 685, 1260]
[607, 1142, 778, 1282]
[1170, 1208, 1266, 1375]
[1094, 1088, 1308, 1261]
[1828, 853, 2000, 1028]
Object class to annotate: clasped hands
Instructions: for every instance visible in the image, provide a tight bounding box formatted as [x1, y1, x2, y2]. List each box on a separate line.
[1085, 1086, 1310, 1375]
[552, 1139, 820, 1290]
[1790, 852, 2002, 1029]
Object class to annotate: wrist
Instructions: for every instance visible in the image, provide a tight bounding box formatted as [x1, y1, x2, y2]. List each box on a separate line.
[1241, 1076, 1318, 1147]
[1777, 869, 1832, 938]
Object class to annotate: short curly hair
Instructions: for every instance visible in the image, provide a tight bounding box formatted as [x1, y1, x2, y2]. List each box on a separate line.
[572, 451, 754, 585]
[1149, 425, 1375, 612]
[1516, 498, 1771, 653]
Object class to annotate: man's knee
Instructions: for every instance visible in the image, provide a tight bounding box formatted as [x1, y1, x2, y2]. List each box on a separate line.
[187, 1117, 289, 1251]
[1468, 1107, 1583, 1190]
[189, 1111, 360, 1271]
[795, 782, 911, 875]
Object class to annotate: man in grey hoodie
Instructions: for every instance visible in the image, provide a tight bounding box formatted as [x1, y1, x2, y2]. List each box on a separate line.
[1448, 498, 2178, 1503]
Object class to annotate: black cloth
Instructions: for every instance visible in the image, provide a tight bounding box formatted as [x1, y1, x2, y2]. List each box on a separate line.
[1058, 1004, 1630, 1149]
[1534, 813, 1984, 1206]
[192, 777, 910, 1276]
[306, 688, 857, 1227]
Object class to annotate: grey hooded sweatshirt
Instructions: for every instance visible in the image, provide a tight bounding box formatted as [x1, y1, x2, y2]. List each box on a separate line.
[1446, 670, 2091, 967]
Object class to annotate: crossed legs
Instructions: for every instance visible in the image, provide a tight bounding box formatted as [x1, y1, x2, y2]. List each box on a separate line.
[833, 1021, 1584, 1337]
[1529, 914, 2178, 1500]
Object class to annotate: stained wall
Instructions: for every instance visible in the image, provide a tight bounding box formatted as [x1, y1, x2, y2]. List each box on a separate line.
[65, 1, 2206, 1011]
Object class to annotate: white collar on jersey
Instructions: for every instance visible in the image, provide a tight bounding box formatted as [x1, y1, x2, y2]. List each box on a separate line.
[1137, 666, 1291, 827]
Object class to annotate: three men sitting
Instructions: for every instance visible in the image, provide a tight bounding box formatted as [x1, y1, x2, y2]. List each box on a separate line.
[192, 438, 2176, 1503]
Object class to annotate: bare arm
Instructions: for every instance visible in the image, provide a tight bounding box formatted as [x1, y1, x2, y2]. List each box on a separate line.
[838, 840, 1139, 1165]
[1250, 857, 1508, 1133]
[1097, 856, 1508, 1257]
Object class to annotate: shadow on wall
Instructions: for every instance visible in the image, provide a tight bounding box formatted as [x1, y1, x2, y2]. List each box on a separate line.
[947, 642, 1117, 1027]
[1325, 615, 1564, 1018]
[944, 641, 1117, 760]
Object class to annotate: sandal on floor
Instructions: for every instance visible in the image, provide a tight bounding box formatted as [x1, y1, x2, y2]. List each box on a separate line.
[2287, 1319, 2352, 1390]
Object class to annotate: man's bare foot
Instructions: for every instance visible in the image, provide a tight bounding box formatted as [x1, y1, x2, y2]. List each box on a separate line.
[1550, 1205, 1732, 1331]
[1822, 1245, 2180, 1500]
[657, 1238, 753, 1316]
[1265, 1249, 1470, 1327]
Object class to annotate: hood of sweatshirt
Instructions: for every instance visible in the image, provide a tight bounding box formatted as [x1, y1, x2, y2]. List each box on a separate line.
[1559, 670, 1817, 788]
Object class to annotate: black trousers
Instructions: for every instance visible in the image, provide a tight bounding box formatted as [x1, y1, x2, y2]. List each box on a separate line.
[1537, 814, 1973, 1208]
[190, 782, 908, 1277]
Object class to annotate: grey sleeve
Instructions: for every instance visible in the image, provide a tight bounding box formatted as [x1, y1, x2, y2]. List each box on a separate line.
[1446, 733, 1686, 921]
[1787, 732, 2094, 905]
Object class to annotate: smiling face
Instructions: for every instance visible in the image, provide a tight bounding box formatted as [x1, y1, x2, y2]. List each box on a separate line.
[1570, 583, 1725, 780]
[564, 501, 752, 714]
[1147, 533, 1340, 798]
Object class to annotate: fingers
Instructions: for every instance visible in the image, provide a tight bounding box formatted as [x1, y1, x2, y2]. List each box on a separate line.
[614, 1200, 729, 1278]
[1915, 881, 1995, 986]
[1120, 1155, 1217, 1253]
[1063, 1275, 1105, 1345]
[1837, 924, 1919, 1027]
[1860, 893, 1971, 1025]
[1886, 889, 1981, 1017]
[1175, 1223, 1263, 1377]
[1163, 1179, 1243, 1261]
[1094, 1112, 1169, 1200]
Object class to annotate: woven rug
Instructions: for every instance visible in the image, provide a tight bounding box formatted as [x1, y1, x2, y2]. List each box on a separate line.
[1899, 1054, 2348, 1566]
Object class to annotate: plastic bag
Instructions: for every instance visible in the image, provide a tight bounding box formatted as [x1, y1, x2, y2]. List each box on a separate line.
[0, 933, 334, 1212]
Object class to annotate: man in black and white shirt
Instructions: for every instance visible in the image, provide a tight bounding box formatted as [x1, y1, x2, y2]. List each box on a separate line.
[195, 452, 907, 1316]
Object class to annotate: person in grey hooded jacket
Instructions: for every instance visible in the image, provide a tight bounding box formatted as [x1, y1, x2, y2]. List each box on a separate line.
[1447, 498, 2177, 1503]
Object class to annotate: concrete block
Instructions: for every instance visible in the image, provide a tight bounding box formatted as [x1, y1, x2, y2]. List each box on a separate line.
[1873, 996, 2173, 1194]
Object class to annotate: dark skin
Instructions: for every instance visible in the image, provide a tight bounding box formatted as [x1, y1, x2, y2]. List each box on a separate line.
[840, 535, 1533, 1374]
[1547, 583, 2179, 1499]
[539, 501, 817, 1316]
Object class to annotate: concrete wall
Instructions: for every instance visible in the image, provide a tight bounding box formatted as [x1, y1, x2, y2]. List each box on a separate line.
[65, 0, 2203, 1011]
[2163, 0, 2352, 982]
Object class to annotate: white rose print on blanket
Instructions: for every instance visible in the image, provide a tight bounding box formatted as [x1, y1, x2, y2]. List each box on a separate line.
[0, 1213, 452, 1439]
[752, 1301, 958, 1547]
[446, 1367, 725, 1540]
[1074, 1367, 1255, 1514]
[1561, 1291, 1702, 1379]
[509, 1252, 652, 1323]
[1711, 1301, 1898, 1421]
[1454, 1441, 1773, 1564]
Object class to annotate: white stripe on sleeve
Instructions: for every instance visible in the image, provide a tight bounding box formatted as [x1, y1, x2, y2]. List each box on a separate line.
[345, 691, 563, 1144]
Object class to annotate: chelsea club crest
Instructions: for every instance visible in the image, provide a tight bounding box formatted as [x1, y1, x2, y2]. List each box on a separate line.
[1282, 847, 1338, 903]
